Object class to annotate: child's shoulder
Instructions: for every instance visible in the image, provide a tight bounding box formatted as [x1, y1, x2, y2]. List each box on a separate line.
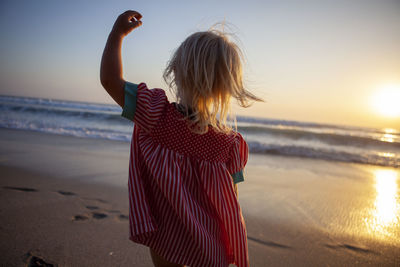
[211, 127, 245, 143]
[137, 82, 169, 101]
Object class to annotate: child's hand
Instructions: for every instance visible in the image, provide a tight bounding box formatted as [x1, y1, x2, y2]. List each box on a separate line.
[111, 10, 142, 38]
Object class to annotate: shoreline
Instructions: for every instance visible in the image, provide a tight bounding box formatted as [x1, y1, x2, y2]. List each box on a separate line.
[2, 126, 398, 169]
[1, 128, 399, 266]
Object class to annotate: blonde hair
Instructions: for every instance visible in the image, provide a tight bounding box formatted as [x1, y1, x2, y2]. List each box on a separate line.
[163, 27, 262, 134]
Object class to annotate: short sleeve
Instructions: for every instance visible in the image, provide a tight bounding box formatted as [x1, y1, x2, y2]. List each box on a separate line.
[226, 133, 249, 184]
[121, 82, 168, 132]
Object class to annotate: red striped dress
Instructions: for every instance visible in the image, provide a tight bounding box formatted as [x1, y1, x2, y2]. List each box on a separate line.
[121, 82, 249, 267]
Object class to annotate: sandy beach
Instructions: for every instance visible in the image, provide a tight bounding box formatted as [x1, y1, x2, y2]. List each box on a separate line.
[1, 128, 399, 266]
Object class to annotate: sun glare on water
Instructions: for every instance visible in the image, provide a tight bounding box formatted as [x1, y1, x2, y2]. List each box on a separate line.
[371, 84, 400, 118]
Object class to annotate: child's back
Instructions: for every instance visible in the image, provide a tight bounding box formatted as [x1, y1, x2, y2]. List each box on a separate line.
[125, 82, 248, 267]
[100, 10, 261, 267]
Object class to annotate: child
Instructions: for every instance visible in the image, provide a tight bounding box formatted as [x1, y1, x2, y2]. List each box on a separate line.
[100, 10, 261, 267]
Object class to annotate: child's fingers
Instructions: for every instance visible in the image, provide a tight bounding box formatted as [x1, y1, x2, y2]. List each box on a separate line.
[131, 20, 142, 29]
[113, 10, 142, 35]
[123, 10, 142, 21]
[122, 10, 142, 29]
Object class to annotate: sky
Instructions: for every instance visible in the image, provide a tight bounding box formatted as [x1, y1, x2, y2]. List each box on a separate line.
[0, 0, 399, 130]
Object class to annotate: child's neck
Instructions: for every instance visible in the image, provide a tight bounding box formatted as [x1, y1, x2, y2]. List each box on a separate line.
[174, 102, 195, 119]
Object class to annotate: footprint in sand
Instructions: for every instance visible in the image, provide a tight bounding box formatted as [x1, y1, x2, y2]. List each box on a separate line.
[72, 210, 128, 222]
[105, 209, 128, 221]
[324, 243, 376, 254]
[72, 215, 90, 221]
[247, 236, 292, 249]
[118, 214, 129, 221]
[56, 190, 76, 196]
[72, 212, 108, 222]
[70, 197, 129, 222]
[24, 251, 56, 267]
[92, 212, 108, 219]
[3, 186, 38, 192]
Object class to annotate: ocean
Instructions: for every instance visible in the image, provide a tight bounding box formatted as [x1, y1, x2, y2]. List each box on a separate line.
[1, 95, 399, 168]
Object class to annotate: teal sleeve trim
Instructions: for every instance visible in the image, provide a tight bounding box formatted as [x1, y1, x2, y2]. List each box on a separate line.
[231, 170, 244, 184]
[121, 82, 138, 121]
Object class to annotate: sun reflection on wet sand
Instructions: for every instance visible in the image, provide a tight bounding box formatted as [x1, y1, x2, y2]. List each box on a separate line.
[365, 169, 400, 240]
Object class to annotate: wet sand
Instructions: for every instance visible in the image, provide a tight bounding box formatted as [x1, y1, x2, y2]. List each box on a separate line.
[0, 129, 399, 266]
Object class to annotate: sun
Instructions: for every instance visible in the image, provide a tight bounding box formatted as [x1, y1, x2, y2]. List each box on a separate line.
[371, 84, 400, 118]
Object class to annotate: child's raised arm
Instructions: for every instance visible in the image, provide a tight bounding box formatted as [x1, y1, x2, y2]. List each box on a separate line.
[100, 10, 142, 108]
